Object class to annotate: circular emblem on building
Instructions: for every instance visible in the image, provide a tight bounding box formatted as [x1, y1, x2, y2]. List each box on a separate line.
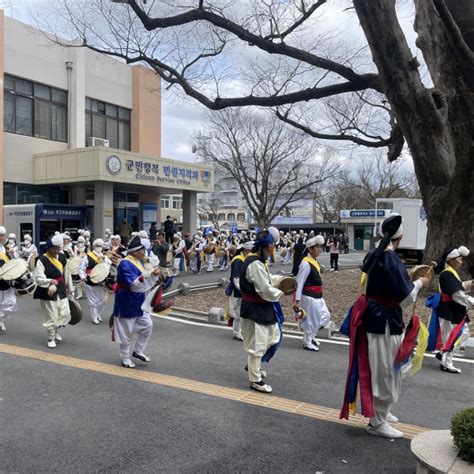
[106, 155, 122, 175]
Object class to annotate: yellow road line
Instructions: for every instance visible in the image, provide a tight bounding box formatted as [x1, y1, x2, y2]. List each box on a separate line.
[0, 343, 429, 439]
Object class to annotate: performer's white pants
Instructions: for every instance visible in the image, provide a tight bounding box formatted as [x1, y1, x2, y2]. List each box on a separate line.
[114, 313, 153, 362]
[299, 296, 331, 345]
[229, 296, 242, 337]
[40, 298, 71, 339]
[241, 318, 280, 383]
[74, 280, 84, 299]
[85, 285, 106, 322]
[367, 324, 402, 427]
[283, 251, 292, 265]
[207, 254, 215, 272]
[0, 288, 17, 323]
[440, 318, 470, 368]
[173, 258, 181, 276]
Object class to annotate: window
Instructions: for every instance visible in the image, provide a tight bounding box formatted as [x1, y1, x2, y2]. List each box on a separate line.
[218, 213, 225, 220]
[172, 196, 182, 210]
[161, 196, 170, 209]
[85, 98, 131, 150]
[3, 74, 67, 142]
[237, 213, 246, 221]
[227, 213, 235, 221]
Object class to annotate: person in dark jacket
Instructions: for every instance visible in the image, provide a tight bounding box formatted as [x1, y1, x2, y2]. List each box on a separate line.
[152, 232, 170, 268]
[163, 216, 174, 244]
[291, 236, 305, 276]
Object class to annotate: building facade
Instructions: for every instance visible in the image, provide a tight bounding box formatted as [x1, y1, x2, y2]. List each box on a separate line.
[0, 13, 213, 239]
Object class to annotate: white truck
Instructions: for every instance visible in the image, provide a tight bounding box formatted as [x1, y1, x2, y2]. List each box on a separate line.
[375, 198, 427, 264]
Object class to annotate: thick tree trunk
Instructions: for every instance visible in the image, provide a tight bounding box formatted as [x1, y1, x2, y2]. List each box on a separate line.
[353, 0, 474, 275]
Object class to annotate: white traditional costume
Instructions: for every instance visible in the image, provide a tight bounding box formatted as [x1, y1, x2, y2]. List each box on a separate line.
[295, 236, 331, 351]
[33, 235, 73, 347]
[0, 226, 18, 333]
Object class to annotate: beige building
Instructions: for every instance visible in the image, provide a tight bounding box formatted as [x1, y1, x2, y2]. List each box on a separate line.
[0, 12, 213, 240]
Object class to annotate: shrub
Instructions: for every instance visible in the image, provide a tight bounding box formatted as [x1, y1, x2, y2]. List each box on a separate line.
[451, 407, 474, 463]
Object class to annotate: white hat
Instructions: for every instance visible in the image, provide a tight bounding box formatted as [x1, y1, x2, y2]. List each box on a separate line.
[112, 235, 121, 241]
[61, 233, 71, 241]
[138, 230, 148, 239]
[8, 233, 16, 239]
[267, 226, 280, 245]
[446, 246, 470, 261]
[83, 230, 91, 238]
[173, 234, 179, 239]
[177, 232, 182, 237]
[141, 238, 151, 250]
[78, 229, 84, 235]
[243, 241, 255, 250]
[131, 232, 138, 237]
[379, 213, 403, 240]
[77, 236, 86, 243]
[0, 226, 6, 235]
[306, 236, 325, 248]
[24, 234, 32, 241]
[93, 238, 104, 248]
[51, 235, 63, 247]
[105, 229, 111, 235]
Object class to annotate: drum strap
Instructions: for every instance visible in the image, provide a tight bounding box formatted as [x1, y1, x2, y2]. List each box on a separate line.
[0, 252, 9, 263]
[45, 254, 63, 273]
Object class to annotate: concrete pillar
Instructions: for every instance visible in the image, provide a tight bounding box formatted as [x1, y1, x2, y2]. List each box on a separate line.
[182, 190, 197, 235]
[70, 186, 86, 205]
[70, 47, 86, 149]
[93, 182, 113, 239]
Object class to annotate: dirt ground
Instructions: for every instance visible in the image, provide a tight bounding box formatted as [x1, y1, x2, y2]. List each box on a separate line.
[173, 269, 442, 329]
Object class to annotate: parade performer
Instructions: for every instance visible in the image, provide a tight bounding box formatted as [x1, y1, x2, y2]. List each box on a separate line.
[171, 234, 186, 277]
[0, 226, 17, 333]
[294, 235, 331, 352]
[79, 238, 111, 325]
[240, 228, 283, 394]
[339, 214, 430, 439]
[427, 245, 473, 374]
[205, 231, 219, 272]
[33, 234, 73, 348]
[62, 234, 75, 259]
[20, 234, 38, 263]
[227, 241, 254, 341]
[112, 236, 161, 368]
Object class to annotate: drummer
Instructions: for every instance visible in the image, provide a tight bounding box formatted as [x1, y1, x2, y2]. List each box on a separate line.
[20, 234, 38, 262]
[112, 236, 161, 368]
[33, 234, 73, 348]
[62, 234, 75, 259]
[293, 235, 331, 352]
[0, 226, 18, 334]
[79, 238, 111, 325]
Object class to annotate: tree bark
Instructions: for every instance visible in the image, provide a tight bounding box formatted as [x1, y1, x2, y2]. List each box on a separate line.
[353, 0, 474, 274]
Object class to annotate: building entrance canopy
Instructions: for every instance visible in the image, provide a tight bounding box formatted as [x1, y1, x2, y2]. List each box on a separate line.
[33, 145, 214, 193]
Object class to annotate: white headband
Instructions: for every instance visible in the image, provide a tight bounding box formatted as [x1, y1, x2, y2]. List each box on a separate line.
[447, 246, 470, 261]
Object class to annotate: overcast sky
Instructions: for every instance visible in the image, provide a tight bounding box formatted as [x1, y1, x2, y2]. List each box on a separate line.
[4, 1, 421, 168]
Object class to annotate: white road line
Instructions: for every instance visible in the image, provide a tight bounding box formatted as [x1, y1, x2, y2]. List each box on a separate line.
[152, 313, 474, 365]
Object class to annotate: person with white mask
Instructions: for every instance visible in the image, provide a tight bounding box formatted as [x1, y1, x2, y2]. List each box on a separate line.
[0, 226, 18, 333]
[79, 238, 111, 325]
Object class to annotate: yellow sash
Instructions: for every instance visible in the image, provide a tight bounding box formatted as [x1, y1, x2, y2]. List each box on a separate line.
[0, 252, 10, 263]
[125, 255, 144, 274]
[231, 254, 245, 264]
[45, 254, 64, 273]
[87, 251, 100, 263]
[439, 265, 461, 291]
[302, 255, 321, 273]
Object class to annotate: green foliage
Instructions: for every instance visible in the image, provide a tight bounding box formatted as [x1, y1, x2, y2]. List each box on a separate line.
[451, 407, 474, 463]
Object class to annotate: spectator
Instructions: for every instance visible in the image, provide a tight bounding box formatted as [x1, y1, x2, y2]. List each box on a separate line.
[163, 215, 174, 244]
[291, 236, 305, 276]
[152, 232, 170, 268]
[118, 219, 132, 245]
[131, 216, 139, 232]
[149, 222, 158, 242]
[329, 236, 340, 272]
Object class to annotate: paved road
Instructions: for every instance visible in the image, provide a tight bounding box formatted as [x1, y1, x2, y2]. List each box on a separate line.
[1, 288, 473, 473]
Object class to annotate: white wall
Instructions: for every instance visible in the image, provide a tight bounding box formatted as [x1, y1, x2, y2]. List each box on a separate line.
[3, 17, 134, 183]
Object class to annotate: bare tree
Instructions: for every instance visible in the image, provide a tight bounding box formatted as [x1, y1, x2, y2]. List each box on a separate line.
[42, 0, 474, 272]
[197, 195, 222, 229]
[194, 108, 340, 227]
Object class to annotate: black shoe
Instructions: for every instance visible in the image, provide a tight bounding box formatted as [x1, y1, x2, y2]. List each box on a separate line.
[132, 351, 151, 362]
[435, 352, 442, 361]
[440, 364, 461, 374]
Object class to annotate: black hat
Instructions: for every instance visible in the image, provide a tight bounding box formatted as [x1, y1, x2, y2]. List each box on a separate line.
[128, 236, 144, 252]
